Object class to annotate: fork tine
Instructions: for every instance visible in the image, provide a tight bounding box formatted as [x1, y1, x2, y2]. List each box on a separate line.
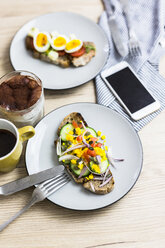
[137, 46, 142, 55]
[129, 47, 134, 56]
[130, 46, 137, 57]
[39, 171, 70, 197]
[39, 172, 69, 189]
[132, 48, 138, 56]
[39, 172, 65, 187]
[131, 43, 141, 56]
[134, 47, 140, 56]
[128, 43, 134, 55]
[133, 45, 138, 53]
[34, 169, 71, 199]
[45, 174, 70, 192]
[46, 178, 70, 197]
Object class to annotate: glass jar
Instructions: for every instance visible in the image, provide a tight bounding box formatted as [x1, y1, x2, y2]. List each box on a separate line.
[0, 70, 44, 127]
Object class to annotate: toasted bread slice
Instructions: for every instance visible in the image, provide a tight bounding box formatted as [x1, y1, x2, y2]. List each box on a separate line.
[25, 37, 95, 68]
[35, 52, 70, 68]
[25, 36, 70, 68]
[71, 42, 96, 67]
[83, 172, 114, 194]
[56, 112, 114, 195]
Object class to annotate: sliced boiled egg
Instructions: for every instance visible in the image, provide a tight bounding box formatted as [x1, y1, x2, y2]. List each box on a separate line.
[33, 32, 51, 53]
[51, 31, 59, 38]
[69, 33, 77, 40]
[28, 27, 39, 38]
[65, 36, 83, 53]
[51, 33, 68, 51]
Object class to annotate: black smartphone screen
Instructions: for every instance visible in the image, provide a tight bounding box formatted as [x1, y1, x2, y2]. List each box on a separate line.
[105, 67, 155, 113]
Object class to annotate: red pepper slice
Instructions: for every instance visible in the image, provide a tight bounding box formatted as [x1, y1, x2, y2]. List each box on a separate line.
[77, 135, 82, 142]
[72, 120, 78, 128]
[87, 149, 96, 157]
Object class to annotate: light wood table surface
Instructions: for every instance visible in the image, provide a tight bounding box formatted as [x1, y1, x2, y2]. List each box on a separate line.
[0, 1, 165, 247]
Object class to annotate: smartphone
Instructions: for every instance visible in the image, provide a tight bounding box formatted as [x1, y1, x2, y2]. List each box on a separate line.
[101, 61, 160, 120]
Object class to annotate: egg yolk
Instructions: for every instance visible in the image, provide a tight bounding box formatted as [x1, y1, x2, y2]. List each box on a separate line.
[36, 33, 48, 47]
[54, 37, 67, 47]
[65, 39, 81, 50]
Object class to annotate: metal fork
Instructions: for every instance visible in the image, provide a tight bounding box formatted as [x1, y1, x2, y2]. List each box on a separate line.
[121, 0, 142, 56]
[127, 28, 142, 57]
[0, 172, 70, 232]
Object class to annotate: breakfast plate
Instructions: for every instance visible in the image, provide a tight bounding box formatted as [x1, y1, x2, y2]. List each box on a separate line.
[10, 12, 109, 90]
[26, 103, 143, 210]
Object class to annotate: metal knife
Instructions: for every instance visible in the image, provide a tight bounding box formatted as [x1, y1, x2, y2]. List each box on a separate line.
[103, 0, 128, 57]
[0, 165, 64, 196]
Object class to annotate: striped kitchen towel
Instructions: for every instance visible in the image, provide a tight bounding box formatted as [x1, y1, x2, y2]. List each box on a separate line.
[96, 0, 165, 132]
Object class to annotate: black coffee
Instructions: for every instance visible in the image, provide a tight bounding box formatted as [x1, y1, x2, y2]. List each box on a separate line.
[0, 129, 16, 157]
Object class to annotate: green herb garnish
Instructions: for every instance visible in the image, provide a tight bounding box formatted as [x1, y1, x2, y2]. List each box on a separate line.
[84, 44, 96, 53]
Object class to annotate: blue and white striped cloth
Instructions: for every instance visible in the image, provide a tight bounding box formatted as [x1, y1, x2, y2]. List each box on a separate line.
[96, 0, 165, 132]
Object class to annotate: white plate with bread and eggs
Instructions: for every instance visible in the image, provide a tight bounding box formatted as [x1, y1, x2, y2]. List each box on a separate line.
[10, 12, 109, 90]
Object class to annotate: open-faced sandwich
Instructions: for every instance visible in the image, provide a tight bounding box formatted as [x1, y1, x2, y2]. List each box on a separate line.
[25, 28, 96, 68]
[55, 112, 116, 195]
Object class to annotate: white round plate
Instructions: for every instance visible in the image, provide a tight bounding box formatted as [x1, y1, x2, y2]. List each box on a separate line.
[26, 103, 143, 211]
[10, 12, 109, 90]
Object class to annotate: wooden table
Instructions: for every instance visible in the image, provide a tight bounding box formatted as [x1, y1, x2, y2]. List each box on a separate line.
[0, 1, 165, 247]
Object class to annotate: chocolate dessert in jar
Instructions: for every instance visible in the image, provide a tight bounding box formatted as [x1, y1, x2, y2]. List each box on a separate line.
[0, 71, 44, 127]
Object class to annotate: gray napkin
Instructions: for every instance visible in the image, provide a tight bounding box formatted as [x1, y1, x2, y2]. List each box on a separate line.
[96, 0, 165, 132]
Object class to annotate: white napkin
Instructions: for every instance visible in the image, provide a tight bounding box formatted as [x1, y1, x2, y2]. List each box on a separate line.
[96, 0, 165, 131]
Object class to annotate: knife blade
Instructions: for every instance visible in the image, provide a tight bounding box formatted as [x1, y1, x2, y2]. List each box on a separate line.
[0, 165, 64, 196]
[103, 0, 128, 57]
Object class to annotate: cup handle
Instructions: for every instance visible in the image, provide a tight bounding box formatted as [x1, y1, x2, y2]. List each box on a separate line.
[18, 126, 35, 142]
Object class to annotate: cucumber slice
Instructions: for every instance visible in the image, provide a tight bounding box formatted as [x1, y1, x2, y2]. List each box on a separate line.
[60, 124, 74, 141]
[70, 163, 90, 177]
[86, 127, 97, 137]
[90, 160, 109, 173]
